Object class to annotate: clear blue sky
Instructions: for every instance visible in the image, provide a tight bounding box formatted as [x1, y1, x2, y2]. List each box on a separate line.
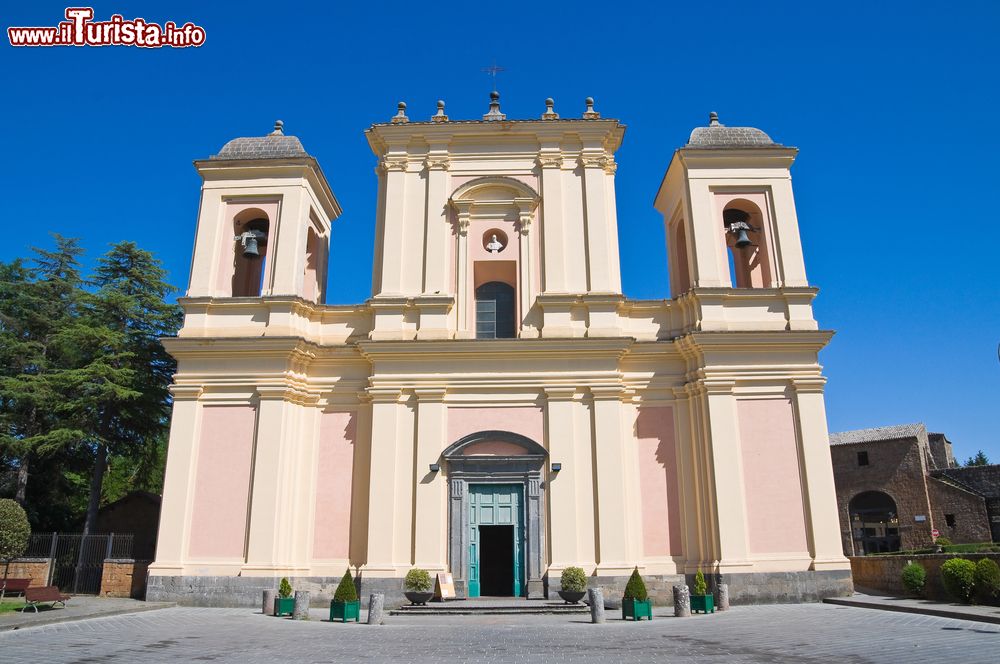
[3, 2, 998, 462]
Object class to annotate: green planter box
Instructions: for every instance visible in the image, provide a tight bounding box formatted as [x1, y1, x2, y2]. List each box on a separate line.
[274, 596, 295, 617]
[330, 599, 360, 623]
[622, 597, 653, 621]
[691, 594, 714, 614]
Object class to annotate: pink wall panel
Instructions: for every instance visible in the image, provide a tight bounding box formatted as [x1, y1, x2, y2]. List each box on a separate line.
[313, 411, 357, 560]
[738, 398, 809, 555]
[635, 407, 682, 557]
[188, 406, 256, 559]
[446, 406, 544, 445]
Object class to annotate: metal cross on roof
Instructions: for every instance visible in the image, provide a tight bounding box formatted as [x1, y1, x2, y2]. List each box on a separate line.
[481, 61, 505, 91]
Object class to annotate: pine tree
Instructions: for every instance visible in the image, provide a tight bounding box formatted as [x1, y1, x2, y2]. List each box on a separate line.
[0, 236, 87, 506]
[334, 568, 358, 603]
[965, 450, 990, 467]
[623, 567, 648, 601]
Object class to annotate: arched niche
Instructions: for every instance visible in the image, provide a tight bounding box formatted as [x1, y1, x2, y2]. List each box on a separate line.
[722, 198, 773, 288]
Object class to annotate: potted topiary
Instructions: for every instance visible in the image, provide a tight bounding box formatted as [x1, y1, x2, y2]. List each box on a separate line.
[274, 577, 295, 616]
[621, 567, 653, 621]
[558, 566, 587, 604]
[690, 569, 714, 614]
[404, 568, 434, 605]
[330, 568, 360, 622]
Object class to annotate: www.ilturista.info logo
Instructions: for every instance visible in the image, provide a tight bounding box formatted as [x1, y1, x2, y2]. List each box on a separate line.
[8, 7, 206, 48]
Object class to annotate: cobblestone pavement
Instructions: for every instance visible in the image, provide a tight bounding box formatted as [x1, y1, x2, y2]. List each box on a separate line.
[1, 603, 998, 663]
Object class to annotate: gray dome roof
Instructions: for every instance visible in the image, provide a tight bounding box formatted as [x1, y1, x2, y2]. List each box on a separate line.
[686, 112, 778, 148]
[211, 121, 310, 160]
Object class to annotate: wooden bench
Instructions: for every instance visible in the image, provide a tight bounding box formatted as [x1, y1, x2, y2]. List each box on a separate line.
[21, 586, 69, 613]
[0, 578, 31, 599]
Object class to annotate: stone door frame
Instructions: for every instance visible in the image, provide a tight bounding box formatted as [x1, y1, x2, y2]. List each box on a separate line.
[443, 430, 546, 598]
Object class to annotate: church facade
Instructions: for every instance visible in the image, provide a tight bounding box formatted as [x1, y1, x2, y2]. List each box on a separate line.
[148, 95, 852, 606]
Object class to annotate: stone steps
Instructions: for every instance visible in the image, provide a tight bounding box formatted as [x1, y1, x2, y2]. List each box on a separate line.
[390, 601, 589, 616]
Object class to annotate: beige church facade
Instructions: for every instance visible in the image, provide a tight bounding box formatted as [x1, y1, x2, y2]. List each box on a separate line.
[148, 96, 852, 606]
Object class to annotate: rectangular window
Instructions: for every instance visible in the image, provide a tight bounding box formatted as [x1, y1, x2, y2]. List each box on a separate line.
[945, 514, 956, 528]
[857, 451, 869, 466]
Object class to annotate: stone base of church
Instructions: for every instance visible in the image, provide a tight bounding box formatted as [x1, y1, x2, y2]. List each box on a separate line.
[148, 569, 853, 608]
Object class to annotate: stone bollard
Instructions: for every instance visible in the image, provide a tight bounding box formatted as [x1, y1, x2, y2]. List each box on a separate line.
[716, 583, 729, 611]
[367, 593, 385, 625]
[262, 589, 276, 616]
[673, 584, 690, 617]
[292, 591, 310, 620]
[588, 588, 605, 624]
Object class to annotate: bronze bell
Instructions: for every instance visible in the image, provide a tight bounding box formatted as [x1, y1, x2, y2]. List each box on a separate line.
[242, 234, 260, 258]
[733, 227, 752, 249]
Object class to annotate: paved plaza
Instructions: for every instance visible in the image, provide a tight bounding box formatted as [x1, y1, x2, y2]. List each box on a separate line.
[1, 602, 998, 663]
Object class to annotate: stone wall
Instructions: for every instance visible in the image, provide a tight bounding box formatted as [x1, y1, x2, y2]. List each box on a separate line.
[2, 558, 50, 587]
[933, 465, 1000, 542]
[831, 436, 935, 554]
[850, 553, 1000, 600]
[99, 559, 150, 599]
[927, 478, 991, 543]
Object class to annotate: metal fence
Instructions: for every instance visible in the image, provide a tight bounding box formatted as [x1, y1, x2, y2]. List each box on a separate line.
[20, 532, 134, 594]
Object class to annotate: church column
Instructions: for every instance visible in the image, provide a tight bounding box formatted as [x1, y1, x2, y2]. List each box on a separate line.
[791, 378, 851, 569]
[516, 199, 539, 338]
[544, 387, 577, 569]
[423, 152, 451, 294]
[697, 380, 752, 571]
[376, 156, 408, 295]
[244, 388, 300, 573]
[363, 389, 403, 574]
[452, 202, 473, 338]
[525, 475, 544, 598]
[538, 152, 566, 292]
[590, 387, 632, 575]
[150, 386, 202, 572]
[580, 153, 621, 293]
[414, 389, 447, 570]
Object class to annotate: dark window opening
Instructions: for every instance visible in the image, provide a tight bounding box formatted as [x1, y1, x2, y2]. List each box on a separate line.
[857, 451, 869, 466]
[945, 514, 956, 528]
[475, 281, 516, 339]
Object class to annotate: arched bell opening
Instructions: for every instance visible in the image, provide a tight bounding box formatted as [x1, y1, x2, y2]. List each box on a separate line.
[232, 209, 270, 297]
[442, 431, 546, 599]
[722, 199, 771, 288]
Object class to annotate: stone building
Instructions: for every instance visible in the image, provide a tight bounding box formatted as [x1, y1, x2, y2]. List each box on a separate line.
[147, 95, 852, 606]
[829, 423, 992, 555]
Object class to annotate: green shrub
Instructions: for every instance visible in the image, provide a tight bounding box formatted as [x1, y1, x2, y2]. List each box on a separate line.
[278, 577, 292, 598]
[901, 562, 926, 596]
[623, 567, 648, 602]
[940, 558, 976, 603]
[974, 558, 1000, 604]
[404, 568, 432, 592]
[334, 568, 358, 603]
[935, 536, 953, 547]
[693, 569, 708, 596]
[0, 499, 31, 570]
[560, 566, 587, 593]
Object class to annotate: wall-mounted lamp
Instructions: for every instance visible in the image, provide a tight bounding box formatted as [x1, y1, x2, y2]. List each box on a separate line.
[429, 463, 441, 473]
[551, 462, 562, 472]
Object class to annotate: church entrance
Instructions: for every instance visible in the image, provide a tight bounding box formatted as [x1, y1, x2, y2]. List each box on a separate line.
[468, 484, 523, 597]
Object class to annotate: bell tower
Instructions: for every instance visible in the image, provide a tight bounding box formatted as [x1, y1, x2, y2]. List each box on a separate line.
[186, 121, 341, 303]
[654, 112, 816, 330]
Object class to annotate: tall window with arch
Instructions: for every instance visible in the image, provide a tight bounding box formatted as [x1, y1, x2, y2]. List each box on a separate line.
[475, 281, 516, 339]
[232, 211, 270, 297]
[723, 201, 772, 288]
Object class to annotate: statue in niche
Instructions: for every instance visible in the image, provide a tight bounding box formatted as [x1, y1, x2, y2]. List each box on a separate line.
[486, 234, 504, 254]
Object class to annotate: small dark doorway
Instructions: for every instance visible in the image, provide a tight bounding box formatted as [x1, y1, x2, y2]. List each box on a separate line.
[478, 525, 514, 596]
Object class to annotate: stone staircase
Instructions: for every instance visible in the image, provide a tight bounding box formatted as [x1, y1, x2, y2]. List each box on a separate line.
[389, 598, 590, 616]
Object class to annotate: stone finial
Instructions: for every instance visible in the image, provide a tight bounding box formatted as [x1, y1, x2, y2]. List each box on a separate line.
[432, 100, 449, 123]
[483, 90, 506, 121]
[391, 102, 409, 124]
[270, 120, 284, 136]
[709, 111, 722, 126]
[582, 97, 600, 119]
[541, 97, 559, 120]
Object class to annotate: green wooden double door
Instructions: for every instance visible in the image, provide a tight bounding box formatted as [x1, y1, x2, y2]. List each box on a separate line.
[468, 484, 525, 597]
